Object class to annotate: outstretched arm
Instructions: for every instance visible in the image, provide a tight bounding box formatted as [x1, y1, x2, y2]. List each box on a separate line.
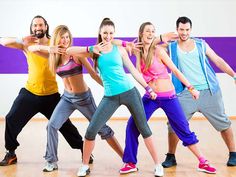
[0, 37, 25, 50]
[205, 43, 236, 84]
[67, 42, 108, 58]
[119, 46, 156, 99]
[79, 57, 103, 86]
[157, 46, 199, 99]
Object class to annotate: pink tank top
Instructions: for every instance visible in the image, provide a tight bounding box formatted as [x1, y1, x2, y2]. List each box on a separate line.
[140, 56, 170, 83]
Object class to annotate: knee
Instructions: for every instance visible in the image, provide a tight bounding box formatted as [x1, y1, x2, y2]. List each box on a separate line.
[98, 126, 114, 140]
[47, 121, 60, 131]
[85, 128, 97, 140]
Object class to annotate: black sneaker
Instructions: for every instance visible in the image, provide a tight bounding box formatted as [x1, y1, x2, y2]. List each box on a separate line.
[227, 152, 236, 166]
[162, 153, 177, 168]
[89, 154, 94, 164]
[81, 152, 94, 164]
[0, 152, 17, 166]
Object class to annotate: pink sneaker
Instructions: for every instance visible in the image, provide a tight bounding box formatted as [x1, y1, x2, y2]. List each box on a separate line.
[119, 163, 138, 174]
[197, 160, 216, 174]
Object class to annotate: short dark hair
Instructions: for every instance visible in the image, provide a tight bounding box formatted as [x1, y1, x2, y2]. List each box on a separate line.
[30, 15, 50, 39]
[176, 16, 192, 28]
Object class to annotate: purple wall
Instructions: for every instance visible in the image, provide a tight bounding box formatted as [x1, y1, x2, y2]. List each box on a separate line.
[0, 37, 235, 74]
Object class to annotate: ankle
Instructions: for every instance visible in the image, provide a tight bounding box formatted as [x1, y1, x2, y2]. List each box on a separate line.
[167, 153, 175, 156]
[8, 150, 15, 155]
[198, 156, 207, 164]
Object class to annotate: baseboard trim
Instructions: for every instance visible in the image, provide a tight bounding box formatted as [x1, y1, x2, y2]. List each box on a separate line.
[0, 116, 236, 122]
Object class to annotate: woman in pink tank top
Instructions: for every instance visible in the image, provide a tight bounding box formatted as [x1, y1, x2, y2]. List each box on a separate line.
[120, 22, 216, 175]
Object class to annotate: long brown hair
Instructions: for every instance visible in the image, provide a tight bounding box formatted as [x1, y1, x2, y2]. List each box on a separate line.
[136, 22, 156, 72]
[93, 18, 115, 70]
[48, 25, 72, 75]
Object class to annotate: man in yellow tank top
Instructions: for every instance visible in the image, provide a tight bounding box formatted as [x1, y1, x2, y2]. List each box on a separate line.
[0, 15, 84, 166]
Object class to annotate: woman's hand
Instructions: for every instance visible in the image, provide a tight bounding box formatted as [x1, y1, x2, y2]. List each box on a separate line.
[125, 39, 142, 56]
[149, 91, 157, 100]
[93, 42, 109, 55]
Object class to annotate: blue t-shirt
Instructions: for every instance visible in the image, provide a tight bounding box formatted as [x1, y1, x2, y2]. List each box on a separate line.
[177, 43, 209, 90]
[98, 45, 134, 96]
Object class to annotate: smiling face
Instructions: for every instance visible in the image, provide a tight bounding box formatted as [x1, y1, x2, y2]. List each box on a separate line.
[31, 18, 47, 38]
[59, 32, 71, 48]
[99, 25, 115, 43]
[140, 24, 155, 45]
[177, 22, 192, 41]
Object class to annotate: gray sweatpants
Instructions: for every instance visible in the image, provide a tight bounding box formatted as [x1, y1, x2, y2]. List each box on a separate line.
[44, 89, 114, 163]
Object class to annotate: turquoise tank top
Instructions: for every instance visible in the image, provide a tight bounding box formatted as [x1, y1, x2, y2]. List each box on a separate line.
[98, 45, 134, 96]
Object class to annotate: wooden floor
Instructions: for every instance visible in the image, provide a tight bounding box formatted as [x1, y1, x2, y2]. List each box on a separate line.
[0, 118, 235, 177]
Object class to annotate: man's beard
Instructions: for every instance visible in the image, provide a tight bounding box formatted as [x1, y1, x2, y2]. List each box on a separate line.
[34, 30, 45, 39]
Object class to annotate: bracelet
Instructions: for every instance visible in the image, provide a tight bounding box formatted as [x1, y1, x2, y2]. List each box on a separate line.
[16, 38, 23, 44]
[89, 46, 94, 53]
[145, 85, 153, 94]
[233, 75, 236, 80]
[160, 35, 163, 42]
[187, 85, 194, 92]
[122, 41, 127, 47]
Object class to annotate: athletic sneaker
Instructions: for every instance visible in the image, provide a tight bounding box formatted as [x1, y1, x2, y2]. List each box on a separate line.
[227, 152, 236, 166]
[81, 152, 94, 164]
[89, 154, 94, 164]
[0, 151, 17, 166]
[77, 164, 90, 177]
[154, 164, 164, 177]
[162, 153, 177, 168]
[119, 163, 138, 174]
[197, 160, 216, 174]
[43, 161, 58, 172]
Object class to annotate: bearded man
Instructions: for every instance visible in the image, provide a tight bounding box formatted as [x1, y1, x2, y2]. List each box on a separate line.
[0, 15, 84, 166]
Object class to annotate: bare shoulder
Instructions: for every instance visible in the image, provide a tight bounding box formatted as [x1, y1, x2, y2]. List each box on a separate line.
[155, 45, 166, 56]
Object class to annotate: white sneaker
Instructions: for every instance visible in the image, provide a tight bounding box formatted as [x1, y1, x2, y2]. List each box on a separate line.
[154, 164, 164, 177]
[77, 164, 90, 177]
[43, 161, 58, 172]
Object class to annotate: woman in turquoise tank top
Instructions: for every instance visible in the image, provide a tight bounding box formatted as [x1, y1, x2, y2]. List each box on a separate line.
[69, 18, 164, 177]
[28, 25, 124, 173]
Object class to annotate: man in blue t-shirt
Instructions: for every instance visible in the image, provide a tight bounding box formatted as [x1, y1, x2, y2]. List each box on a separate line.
[162, 16, 236, 168]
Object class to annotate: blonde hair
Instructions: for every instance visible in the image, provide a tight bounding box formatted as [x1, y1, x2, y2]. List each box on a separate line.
[136, 22, 156, 72]
[48, 25, 72, 75]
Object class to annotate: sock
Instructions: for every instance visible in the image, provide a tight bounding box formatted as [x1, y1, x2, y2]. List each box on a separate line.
[8, 150, 15, 155]
[198, 156, 207, 164]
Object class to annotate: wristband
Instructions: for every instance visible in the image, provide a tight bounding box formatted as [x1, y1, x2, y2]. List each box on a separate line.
[160, 35, 163, 42]
[89, 46, 94, 53]
[16, 38, 23, 44]
[145, 85, 153, 94]
[233, 75, 236, 80]
[122, 41, 127, 47]
[187, 85, 194, 92]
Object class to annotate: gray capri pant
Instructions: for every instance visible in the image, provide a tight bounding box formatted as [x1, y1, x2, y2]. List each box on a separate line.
[168, 89, 231, 132]
[85, 87, 152, 140]
[45, 89, 114, 162]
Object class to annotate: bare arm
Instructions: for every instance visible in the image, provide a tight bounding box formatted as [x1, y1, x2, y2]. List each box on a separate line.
[67, 43, 107, 58]
[205, 43, 235, 79]
[78, 57, 103, 86]
[28, 45, 50, 53]
[0, 37, 24, 50]
[66, 46, 91, 58]
[119, 46, 156, 99]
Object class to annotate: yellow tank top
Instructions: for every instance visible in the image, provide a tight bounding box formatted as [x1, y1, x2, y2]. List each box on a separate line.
[25, 51, 58, 96]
